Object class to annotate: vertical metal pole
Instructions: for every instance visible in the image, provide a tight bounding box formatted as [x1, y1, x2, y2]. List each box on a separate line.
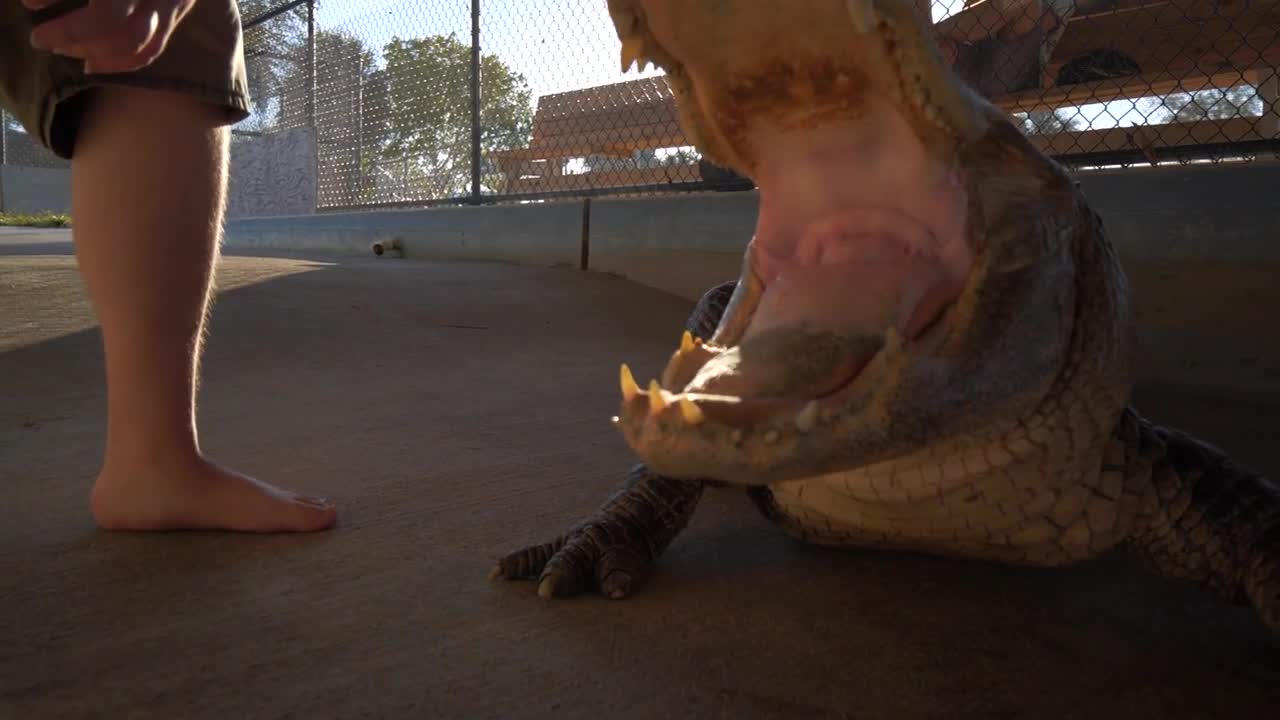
[1258, 68, 1280, 139]
[469, 0, 482, 203]
[306, 0, 316, 130]
[0, 110, 7, 212]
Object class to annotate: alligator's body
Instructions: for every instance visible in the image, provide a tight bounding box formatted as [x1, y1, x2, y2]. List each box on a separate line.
[493, 0, 1280, 633]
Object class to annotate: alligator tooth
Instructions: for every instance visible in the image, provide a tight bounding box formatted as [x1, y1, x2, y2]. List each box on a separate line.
[795, 401, 820, 433]
[730, 429, 744, 445]
[763, 429, 780, 444]
[647, 379, 667, 414]
[620, 34, 645, 72]
[846, 0, 876, 34]
[678, 397, 705, 425]
[680, 330, 695, 354]
[620, 363, 640, 401]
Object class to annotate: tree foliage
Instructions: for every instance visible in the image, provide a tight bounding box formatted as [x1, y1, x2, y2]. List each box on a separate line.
[371, 33, 534, 196]
[1144, 85, 1261, 124]
[1020, 109, 1086, 135]
[243, 18, 533, 201]
[238, 0, 309, 127]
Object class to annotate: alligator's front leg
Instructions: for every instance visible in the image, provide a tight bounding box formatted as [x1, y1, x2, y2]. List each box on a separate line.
[492, 465, 706, 599]
[492, 282, 738, 599]
[1119, 408, 1280, 633]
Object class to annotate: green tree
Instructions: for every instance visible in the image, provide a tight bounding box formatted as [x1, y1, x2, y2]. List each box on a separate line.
[376, 33, 534, 198]
[663, 148, 702, 166]
[238, 0, 309, 129]
[270, 29, 533, 204]
[1020, 109, 1086, 135]
[1144, 85, 1261, 124]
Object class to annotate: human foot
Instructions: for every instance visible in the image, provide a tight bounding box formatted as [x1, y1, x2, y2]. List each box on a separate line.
[90, 455, 337, 533]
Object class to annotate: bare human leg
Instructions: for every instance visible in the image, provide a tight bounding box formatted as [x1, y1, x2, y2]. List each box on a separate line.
[72, 85, 336, 532]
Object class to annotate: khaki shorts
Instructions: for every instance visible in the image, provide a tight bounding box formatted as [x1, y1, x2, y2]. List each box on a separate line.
[0, 0, 252, 159]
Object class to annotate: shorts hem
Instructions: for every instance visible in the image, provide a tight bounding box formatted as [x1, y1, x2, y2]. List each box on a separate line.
[40, 76, 252, 159]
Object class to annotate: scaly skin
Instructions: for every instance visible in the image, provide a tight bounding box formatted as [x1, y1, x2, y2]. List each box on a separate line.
[492, 0, 1280, 634]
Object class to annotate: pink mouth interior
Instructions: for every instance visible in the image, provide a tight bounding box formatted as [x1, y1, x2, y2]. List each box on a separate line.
[684, 114, 973, 402]
[748, 207, 967, 342]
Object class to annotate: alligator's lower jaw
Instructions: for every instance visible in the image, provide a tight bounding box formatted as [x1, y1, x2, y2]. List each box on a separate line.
[612, 335, 904, 484]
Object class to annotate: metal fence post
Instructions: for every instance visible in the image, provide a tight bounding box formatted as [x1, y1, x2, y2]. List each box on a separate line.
[470, 0, 482, 204]
[306, 0, 316, 130]
[0, 110, 6, 212]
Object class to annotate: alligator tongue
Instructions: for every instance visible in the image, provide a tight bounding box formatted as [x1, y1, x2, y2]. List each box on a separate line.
[684, 256, 950, 400]
[685, 329, 884, 400]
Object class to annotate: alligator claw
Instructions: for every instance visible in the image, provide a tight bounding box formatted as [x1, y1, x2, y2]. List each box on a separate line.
[495, 521, 656, 601]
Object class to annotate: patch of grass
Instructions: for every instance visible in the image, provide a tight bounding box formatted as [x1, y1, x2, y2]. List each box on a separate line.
[0, 211, 72, 228]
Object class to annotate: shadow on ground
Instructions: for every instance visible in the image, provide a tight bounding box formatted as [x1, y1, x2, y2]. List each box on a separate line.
[1, 243, 1277, 719]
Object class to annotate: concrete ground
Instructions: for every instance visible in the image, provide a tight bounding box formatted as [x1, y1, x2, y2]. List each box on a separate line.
[1, 229, 1277, 719]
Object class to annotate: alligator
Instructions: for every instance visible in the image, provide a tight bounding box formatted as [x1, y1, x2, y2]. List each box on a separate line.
[491, 0, 1280, 634]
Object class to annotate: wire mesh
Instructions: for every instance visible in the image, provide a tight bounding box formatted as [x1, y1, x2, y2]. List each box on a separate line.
[476, 0, 737, 201]
[1, 111, 70, 170]
[230, 0, 1279, 209]
[936, 0, 1279, 169]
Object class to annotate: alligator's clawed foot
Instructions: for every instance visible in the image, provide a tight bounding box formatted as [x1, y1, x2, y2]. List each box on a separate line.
[492, 516, 656, 600]
[493, 466, 705, 601]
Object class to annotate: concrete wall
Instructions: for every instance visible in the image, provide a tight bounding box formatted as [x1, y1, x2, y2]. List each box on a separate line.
[1073, 162, 1280, 397]
[0, 166, 71, 215]
[589, 191, 757, 300]
[227, 127, 318, 219]
[223, 160, 1280, 395]
[1078, 162, 1280, 263]
[226, 199, 585, 268]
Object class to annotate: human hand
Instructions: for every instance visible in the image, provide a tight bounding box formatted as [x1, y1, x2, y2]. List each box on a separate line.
[24, 0, 199, 75]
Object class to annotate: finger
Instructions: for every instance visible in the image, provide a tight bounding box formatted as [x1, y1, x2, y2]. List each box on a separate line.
[72, 5, 164, 74]
[30, 0, 141, 52]
[83, 14, 169, 74]
[44, 42, 89, 60]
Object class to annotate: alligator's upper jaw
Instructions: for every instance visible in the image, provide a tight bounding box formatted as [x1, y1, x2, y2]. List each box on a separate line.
[605, 0, 996, 484]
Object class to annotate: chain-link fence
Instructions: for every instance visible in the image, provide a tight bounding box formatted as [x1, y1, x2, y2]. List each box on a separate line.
[937, 0, 1278, 168]
[238, 0, 1278, 210]
[4, 1, 1277, 209]
[238, 0, 751, 210]
[1, 112, 71, 171]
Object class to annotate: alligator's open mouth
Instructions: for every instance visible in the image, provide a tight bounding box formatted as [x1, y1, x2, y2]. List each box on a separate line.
[608, 0, 998, 484]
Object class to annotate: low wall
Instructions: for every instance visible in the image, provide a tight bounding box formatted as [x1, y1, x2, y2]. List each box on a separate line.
[225, 200, 585, 268]
[223, 161, 1280, 395]
[588, 191, 756, 300]
[226, 127, 318, 219]
[0, 166, 71, 215]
